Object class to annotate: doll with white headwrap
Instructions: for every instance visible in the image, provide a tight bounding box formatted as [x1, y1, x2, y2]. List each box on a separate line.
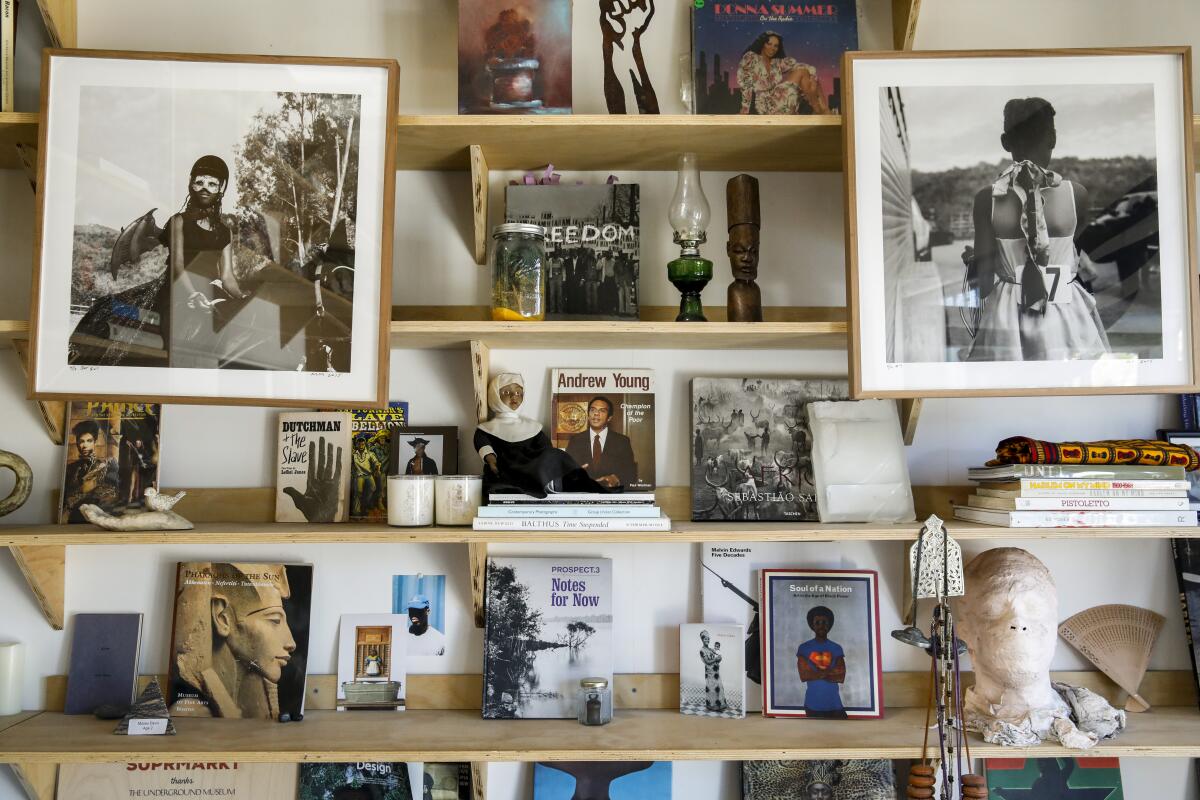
[473, 372, 607, 500]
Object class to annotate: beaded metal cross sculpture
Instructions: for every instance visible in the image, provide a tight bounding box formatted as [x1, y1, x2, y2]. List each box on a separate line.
[895, 516, 985, 800]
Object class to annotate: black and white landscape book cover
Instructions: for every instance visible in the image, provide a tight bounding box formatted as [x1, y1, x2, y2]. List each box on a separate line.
[679, 622, 745, 718]
[691, 377, 848, 521]
[483, 556, 612, 719]
[505, 183, 639, 320]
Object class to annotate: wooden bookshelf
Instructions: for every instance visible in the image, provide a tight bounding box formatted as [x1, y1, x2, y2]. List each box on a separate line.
[0, 308, 849, 352]
[2, 706, 1199, 764]
[395, 114, 843, 173]
[3, 517, 1198, 547]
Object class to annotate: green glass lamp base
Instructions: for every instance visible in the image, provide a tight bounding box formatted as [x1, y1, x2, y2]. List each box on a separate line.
[668, 254, 713, 323]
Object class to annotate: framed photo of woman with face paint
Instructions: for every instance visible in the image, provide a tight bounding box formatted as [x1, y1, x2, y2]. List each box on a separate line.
[27, 50, 399, 407]
[167, 562, 313, 720]
[843, 48, 1200, 397]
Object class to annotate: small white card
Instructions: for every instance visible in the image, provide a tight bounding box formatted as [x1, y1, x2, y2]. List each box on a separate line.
[126, 718, 169, 736]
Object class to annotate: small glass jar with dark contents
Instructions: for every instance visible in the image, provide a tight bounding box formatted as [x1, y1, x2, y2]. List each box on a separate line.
[576, 677, 613, 726]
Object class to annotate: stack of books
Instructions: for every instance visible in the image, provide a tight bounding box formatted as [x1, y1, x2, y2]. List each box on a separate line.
[955, 463, 1197, 528]
[472, 492, 670, 531]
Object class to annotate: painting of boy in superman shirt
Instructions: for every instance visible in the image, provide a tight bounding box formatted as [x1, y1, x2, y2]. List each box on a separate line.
[795, 605, 848, 719]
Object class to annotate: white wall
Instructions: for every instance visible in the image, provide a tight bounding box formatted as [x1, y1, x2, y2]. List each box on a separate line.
[1, 1, 1199, 798]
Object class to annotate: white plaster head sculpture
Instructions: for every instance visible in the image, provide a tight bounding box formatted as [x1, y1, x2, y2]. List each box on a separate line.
[957, 547, 1125, 749]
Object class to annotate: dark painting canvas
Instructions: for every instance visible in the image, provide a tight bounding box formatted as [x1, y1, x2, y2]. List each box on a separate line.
[458, 0, 572, 114]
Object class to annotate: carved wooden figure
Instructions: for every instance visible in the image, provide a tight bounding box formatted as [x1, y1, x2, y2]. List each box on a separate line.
[726, 174, 762, 322]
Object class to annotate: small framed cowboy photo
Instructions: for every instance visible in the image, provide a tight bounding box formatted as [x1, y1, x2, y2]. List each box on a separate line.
[843, 47, 1200, 397]
[28, 50, 399, 406]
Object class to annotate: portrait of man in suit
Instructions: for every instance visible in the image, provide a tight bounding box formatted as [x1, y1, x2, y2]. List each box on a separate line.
[564, 396, 636, 489]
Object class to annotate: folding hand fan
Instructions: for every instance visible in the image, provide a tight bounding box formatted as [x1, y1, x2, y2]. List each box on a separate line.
[1058, 604, 1165, 712]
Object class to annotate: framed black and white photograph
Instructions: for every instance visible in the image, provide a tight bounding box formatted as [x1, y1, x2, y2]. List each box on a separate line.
[679, 623, 745, 718]
[29, 50, 399, 407]
[760, 568, 882, 719]
[844, 48, 1199, 397]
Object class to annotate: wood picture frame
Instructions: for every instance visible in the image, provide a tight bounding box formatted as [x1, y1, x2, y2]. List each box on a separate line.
[843, 47, 1199, 398]
[28, 49, 399, 407]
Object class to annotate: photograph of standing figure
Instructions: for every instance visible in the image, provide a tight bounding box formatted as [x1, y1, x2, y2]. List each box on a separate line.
[679, 623, 745, 718]
[845, 50, 1198, 396]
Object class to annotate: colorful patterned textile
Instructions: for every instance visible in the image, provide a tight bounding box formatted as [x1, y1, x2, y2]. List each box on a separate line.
[987, 436, 1200, 471]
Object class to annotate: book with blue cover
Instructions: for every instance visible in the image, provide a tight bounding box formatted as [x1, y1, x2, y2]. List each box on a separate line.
[64, 612, 143, 715]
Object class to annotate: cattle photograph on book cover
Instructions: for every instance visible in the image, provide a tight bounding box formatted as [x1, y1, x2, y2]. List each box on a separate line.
[691, 377, 847, 521]
[483, 557, 612, 719]
[506, 183, 639, 320]
[550, 368, 655, 491]
[846, 50, 1198, 396]
[30, 51, 397, 406]
[691, 0, 857, 115]
[760, 568, 882, 718]
[167, 562, 313, 721]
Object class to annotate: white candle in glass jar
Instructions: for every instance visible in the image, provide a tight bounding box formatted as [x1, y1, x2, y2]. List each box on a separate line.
[388, 475, 435, 526]
[435, 475, 483, 526]
[0, 642, 24, 716]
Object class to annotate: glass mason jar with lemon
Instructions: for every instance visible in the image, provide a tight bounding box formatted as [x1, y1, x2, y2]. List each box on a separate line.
[490, 223, 547, 321]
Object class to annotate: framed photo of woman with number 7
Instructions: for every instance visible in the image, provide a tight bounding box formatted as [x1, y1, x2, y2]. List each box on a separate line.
[843, 48, 1200, 398]
[28, 50, 399, 407]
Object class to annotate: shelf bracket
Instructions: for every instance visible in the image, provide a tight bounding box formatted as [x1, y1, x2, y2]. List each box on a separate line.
[899, 398, 922, 446]
[9, 545, 66, 630]
[470, 339, 490, 424]
[891, 0, 921, 49]
[12, 762, 57, 800]
[469, 542, 488, 629]
[470, 145, 489, 266]
[11, 340, 67, 445]
[470, 762, 487, 800]
[15, 144, 37, 192]
[35, 0, 77, 48]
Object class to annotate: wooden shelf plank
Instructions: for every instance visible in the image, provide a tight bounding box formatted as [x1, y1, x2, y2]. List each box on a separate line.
[396, 115, 843, 172]
[0, 315, 848, 352]
[7, 114, 1200, 174]
[2, 518, 1198, 545]
[0, 113, 39, 171]
[391, 319, 847, 350]
[1, 707, 1198, 763]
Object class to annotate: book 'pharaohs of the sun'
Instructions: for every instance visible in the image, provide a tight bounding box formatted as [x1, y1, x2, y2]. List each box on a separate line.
[60, 402, 161, 524]
[691, 377, 847, 522]
[483, 556, 612, 719]
[275, 411, 352, 523]
[505, 183, 640, 320]
[345, 402, 410, 521]
[550, 368, 655, 492]
[691, 0, 858, 115]
[167, 562, 313, 721]
[458, 0, 572, 114]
